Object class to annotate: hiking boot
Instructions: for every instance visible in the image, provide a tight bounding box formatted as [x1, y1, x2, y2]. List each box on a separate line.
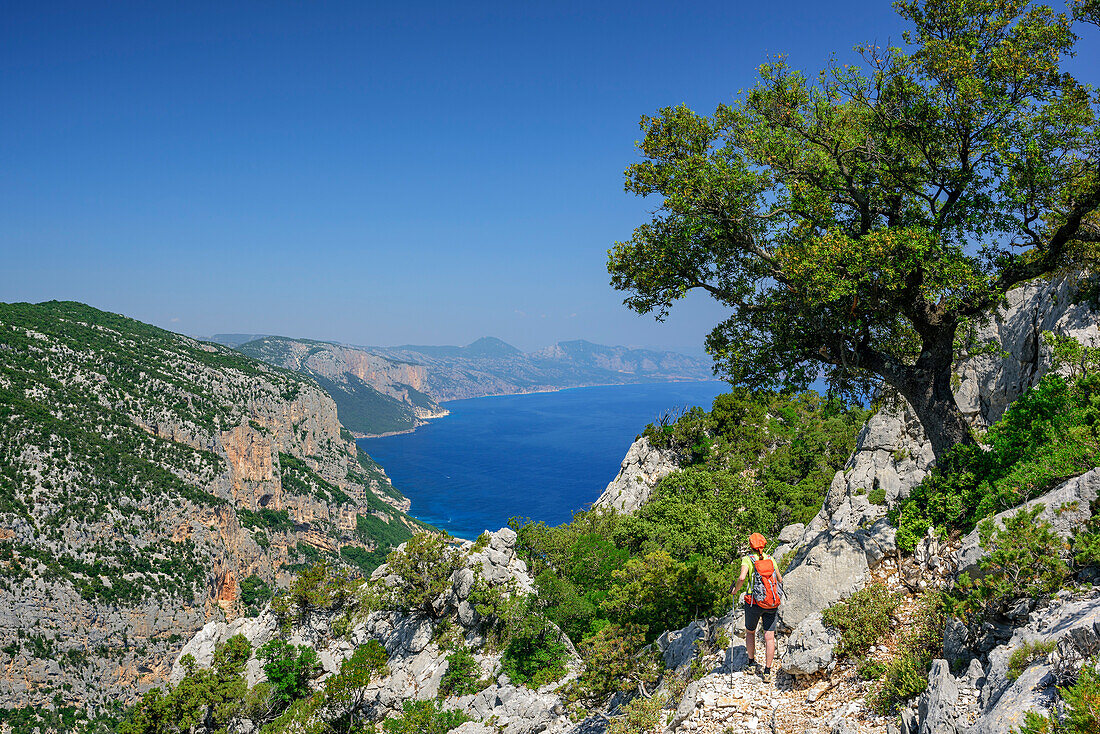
[743, 659, 761, 675]
[761, 667, 773, 684]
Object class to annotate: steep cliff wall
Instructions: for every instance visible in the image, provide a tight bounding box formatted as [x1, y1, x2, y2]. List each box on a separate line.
[0, 302, 420, 710]
[237, 338, 448, 436]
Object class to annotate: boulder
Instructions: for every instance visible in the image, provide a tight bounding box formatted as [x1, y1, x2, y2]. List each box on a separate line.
[917, 660, 958, 734]
[783, 614, 840, 678]
[778, 530, 869, 631]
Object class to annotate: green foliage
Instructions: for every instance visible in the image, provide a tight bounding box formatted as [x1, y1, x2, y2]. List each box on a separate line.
[870, 592, 947, 713]
[499, 598, 570, 689]
[1008, 640, 1057, 681]
[642, 390, 868, 530]
[895, 371, 1100, 552]
[607, 0, 1100, 459]
[382, 533, 464, 617]
[439, 646, 488, 697]
[240, 574, 273, 614]
[1014, 658, 1100, 734]
[568, 624, 661, 706]
[857, 658, 887, 681]
[258, 639, 321, 710]
[603, 549, 732, 642]
[271, 562, 358, 627]
[238, 508, 294, 532]
[118, 635, 252, 734]
[606, 694, 668, 734]
[381, 700, 470, 734]
[821, 583, 901, 659]
[955, 507, 1069, 622]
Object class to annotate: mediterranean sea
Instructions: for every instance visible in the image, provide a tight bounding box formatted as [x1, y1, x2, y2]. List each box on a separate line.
[358, 380, 729, 539]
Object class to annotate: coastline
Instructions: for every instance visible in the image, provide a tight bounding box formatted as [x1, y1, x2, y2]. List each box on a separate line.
[356, 378, 721, 440]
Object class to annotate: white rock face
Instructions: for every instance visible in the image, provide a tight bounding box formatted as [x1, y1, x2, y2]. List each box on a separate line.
[169, 610, 277, 686]
[910, 590, 1100, 734]
[592, 436, 680, 514]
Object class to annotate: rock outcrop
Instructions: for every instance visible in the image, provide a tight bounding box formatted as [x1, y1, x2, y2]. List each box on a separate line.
[172, 528, 581, 734]
[908, 589, 1100, 734]
[955, 468, 1100, 578]
[592, 437, 680, 514]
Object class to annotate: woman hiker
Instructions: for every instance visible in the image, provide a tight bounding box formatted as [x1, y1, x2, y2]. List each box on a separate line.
[730, 532, 783, 683]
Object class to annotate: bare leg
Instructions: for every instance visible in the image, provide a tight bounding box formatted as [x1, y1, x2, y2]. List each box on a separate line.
[745, 629, 756, 662]
[764, 630, 776, 669]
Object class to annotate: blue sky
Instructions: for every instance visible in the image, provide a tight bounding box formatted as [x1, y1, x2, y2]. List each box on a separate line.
[3, 1, 1096, 353]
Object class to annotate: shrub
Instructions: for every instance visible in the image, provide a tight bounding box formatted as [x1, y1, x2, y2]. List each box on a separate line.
[1008, 640, 1056, 681]
[383, 533, 463, 617]
[239, 574, 271, 611]
[258, 639, 322, 710]
[955, 507, 1069, 622]
[869, 591, 946, 714]
[500, 608, 570, 689]
[857, 658, 887, 681]
[1014, 658, 1100, 734]
[606, 694, 668, 734]
[821, 582, 901, 659]
[569, 624, 660, 705]
[118, 635, 251, 734]
[272, 562, 359, 627]
[894, 369, 1100, 552]
[439, 646, 487, 697]
[382, 700, 469, 734]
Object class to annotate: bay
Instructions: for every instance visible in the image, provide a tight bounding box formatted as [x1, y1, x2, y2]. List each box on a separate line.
[358, 381, 729, 539]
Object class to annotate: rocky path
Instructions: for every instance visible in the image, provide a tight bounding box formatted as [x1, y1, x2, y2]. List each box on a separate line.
[674, 654, 895, 734]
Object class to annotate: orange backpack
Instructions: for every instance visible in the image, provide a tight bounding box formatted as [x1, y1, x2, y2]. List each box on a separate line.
[747, 556, 783, 609]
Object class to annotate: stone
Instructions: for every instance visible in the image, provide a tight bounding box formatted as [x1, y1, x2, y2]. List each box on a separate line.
[592, 436, 680, 514]
[783, 615, 840, 678]
[917, 660, 958, 734]
[777, 530, 869, 631]
[777, 523, 805, 544]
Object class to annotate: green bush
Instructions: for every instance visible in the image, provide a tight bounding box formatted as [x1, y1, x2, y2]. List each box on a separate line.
[821, 582, 901, 659]
[381, 700, 469, 734]
[1014, 658, 1100, 734]
[239, 574, 272, 611]
[606, 694, 668, 734]
[569, 624, 660, 705]
[869, 592, 946, 714]
[258, 639, 321, 710]
[383, 533, 463, 617]
[500, 607, 570, 689]
[118, 635, 251, 734]
[439, 646, 487, 697]
[955, 507, 1069, 622]
[857, 658, 887, 680]
[1008, 640, 1056, 681]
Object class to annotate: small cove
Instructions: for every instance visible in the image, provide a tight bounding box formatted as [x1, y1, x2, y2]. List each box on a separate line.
[358, 381, 729, 539]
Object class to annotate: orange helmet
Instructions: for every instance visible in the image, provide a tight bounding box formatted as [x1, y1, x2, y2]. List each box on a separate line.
[749, 533, 767, 551]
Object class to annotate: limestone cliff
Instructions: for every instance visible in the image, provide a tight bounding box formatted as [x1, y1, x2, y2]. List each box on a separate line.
[237, 337, 448, 437]
[0, 302, 422, 711]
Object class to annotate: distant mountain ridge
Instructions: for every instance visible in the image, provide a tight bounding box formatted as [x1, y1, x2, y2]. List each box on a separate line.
[234, 334, 712, 435]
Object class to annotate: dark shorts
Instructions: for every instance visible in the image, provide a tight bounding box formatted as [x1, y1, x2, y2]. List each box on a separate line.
[744, 602, 778, 633]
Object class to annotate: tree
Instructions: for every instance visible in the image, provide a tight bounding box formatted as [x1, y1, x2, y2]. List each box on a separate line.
[608, 0, 1100, 460]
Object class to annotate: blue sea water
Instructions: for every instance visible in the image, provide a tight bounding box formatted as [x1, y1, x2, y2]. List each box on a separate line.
[358, 381, 730, 539]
